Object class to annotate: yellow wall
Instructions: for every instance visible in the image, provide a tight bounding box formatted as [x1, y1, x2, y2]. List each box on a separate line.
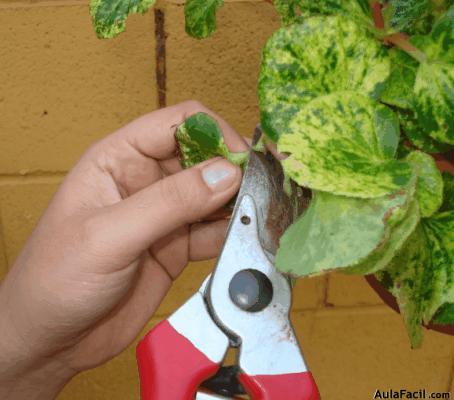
[0, 0, 452, 398]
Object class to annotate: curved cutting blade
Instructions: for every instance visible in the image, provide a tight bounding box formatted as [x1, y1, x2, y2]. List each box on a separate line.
[233, 125, 307, 256]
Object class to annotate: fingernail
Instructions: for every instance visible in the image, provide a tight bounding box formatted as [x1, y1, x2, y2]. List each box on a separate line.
[202, 159, 238, 191]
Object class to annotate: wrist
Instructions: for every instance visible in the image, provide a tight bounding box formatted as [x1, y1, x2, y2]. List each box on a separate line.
[0, 357, 74, 400]
[0, 282, 76, 399]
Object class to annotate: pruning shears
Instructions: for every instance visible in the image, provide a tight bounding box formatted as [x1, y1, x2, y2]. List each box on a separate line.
[136, 127, 320, 399]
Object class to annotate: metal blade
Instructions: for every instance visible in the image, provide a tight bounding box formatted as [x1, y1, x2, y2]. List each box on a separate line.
[232, 125, 307, 256]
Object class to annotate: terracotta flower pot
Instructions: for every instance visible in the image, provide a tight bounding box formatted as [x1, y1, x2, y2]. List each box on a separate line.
[365, 152, 453, 336]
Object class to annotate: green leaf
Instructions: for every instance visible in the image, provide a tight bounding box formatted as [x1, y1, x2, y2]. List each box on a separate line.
[382, 0, 432, 33]
[258, 15, 390, 141]
[440, 172, 454, 211]
[380, 48, 419, 109]
[411, 10, 454, 145]
[184, 0, 224, 39]
[376, 224, 430, 347]
[275, 184, 415, 276]
[381, 11, 454, 147]
[90, 0, 156, 39]
[421, 212, 454, 322]
[376, 210, 454, 347]
[418, 8, 454, 63]
[272, 0, 304, 25]
[412, 1, 452, 35]
[405, 151, 443, 217]
[345, 194, 420, 275]
[432, 303, 454, 324]
[272, 0, 373, 27]
[175, 112, 248, 168]
[413, 60, 454, 145]
[278, 92, 413, 198]
[399, 110, 452, 153]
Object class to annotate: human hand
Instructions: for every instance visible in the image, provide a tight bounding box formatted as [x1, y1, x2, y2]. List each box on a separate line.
[0, 101, 246, 399]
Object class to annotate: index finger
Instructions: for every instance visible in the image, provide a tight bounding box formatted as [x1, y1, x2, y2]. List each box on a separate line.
[110, 100, 249, 160]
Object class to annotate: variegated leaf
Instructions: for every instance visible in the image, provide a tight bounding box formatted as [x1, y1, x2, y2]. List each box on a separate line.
[185, 0, 224, 39]
[376, 210, 454, 346]
[258, 15, 390, 141]
[275, 184, 415, 276]
[90, 0, 156, 39]
[414, 60, 454, 145]
[440, 172, 454, 212]
[376, 224, 431, 348]
[382, 0, 432, 33]
[432, 303, 454, 324]
[421, 212, 454, 323]
[418, 8, 454, 62]
[278, 92, 413, 198]
[273, 0, 372, 27]
[405, 151, 443, 217]
[399, 111, 452, 153]
[176, 112, 248, 168]
[412, 10, 454, 145]
[346, 195, 420, 275]
[380, 48, 418, 110]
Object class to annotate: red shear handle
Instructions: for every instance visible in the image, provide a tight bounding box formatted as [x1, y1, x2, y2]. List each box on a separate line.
[239, 371, 320, 400]
[137, 320, 219, 400]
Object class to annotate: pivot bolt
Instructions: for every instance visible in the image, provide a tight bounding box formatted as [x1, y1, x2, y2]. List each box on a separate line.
[228, 269, 273, 312]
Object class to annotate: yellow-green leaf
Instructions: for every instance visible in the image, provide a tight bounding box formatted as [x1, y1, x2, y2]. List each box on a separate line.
[272, 0, 373, 27]
[90, 0, 156, 39]
[185, 0, 224, 39]
[258, 15, 390, 141]
[377, 210, 454, 347]
[275, 184, 416, 276]
[176, 112, 248, 168]
[346, 196, 420, 274]
[414, 60, 454, 145]
[421, 212, 454, 323]
[380, 48, 419, 110]
[399, 111, 452, 153]
[278, 92, 413, 198]
[440, 172, 454, 212]
[382, 0, 432, 34]
[405, 151, 443, 217]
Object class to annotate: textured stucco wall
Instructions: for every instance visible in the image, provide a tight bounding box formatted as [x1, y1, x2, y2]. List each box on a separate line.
[0, 1, 453, 399]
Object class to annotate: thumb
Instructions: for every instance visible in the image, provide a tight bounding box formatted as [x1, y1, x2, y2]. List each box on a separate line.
[85, 158, 242, 262]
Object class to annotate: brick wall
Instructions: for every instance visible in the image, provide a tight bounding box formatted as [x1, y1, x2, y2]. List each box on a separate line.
[0, 0, 452, 398]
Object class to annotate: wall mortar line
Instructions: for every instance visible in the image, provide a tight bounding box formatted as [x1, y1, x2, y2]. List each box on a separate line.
[447, 355, 454, 393]
[154, 8, 166, 108]
[0, 173, 66, 185]
[322, 274, 333, 307]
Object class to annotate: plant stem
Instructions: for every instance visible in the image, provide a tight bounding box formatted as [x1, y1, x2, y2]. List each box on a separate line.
[370, 1, 427, 63]
[370, 1, 384, 29]
[385, 33, 427, 63]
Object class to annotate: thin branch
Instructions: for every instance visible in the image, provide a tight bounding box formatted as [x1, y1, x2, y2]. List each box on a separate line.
[370, 1, 427, 63]
[370, 1, 384, 29]
[385, 33, 427, 62]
